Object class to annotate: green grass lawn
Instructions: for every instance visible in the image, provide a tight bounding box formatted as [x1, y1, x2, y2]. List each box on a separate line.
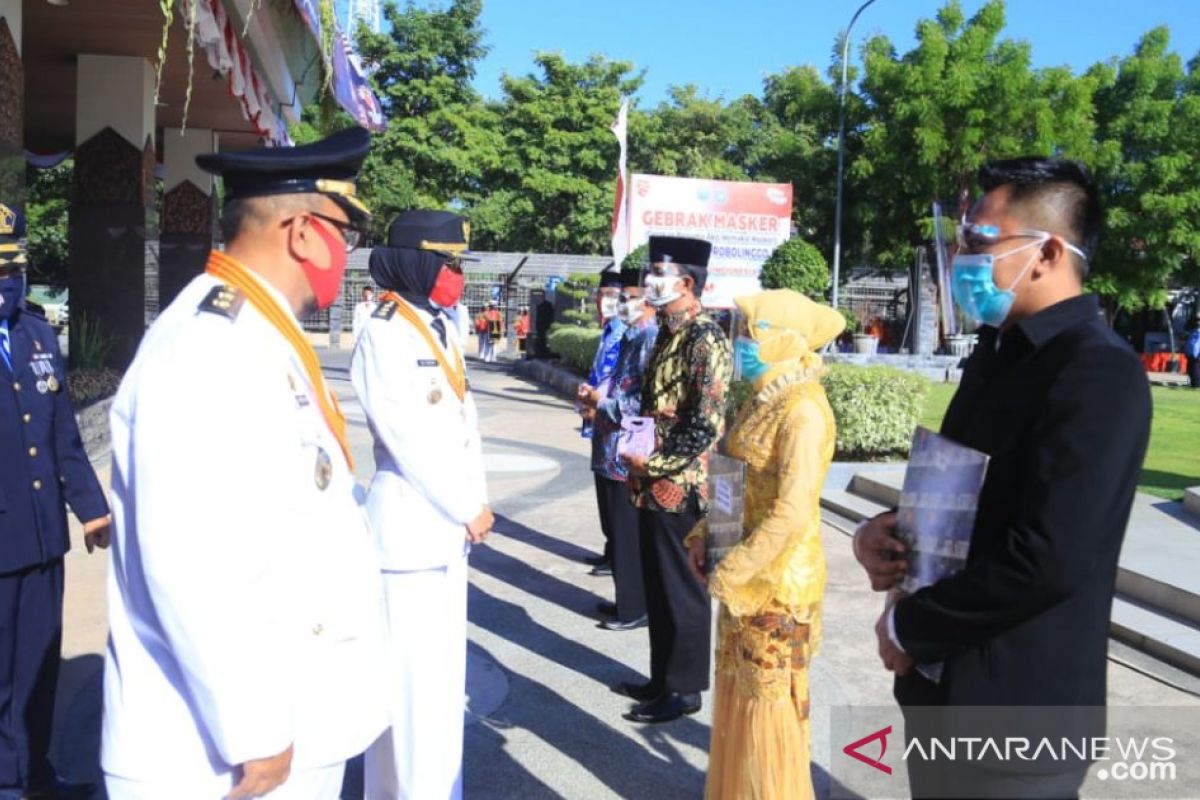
[920, 383, 1200, 501]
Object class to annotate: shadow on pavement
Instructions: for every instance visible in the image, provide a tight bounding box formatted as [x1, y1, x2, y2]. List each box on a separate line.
[492, 514, 599, 568]
[471, 387, 570, 411]
[467, 583, 707, 798]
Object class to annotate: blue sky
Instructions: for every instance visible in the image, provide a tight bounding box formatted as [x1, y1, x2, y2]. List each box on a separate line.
[466, 0, 1200, 105]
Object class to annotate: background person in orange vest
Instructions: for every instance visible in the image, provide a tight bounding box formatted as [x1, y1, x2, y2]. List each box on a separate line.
[514, 306, 531, 354]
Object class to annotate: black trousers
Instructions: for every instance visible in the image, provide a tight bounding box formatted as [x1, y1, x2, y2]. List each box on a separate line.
[593, 475, 646, 622]
[638, 501, 711, 694]
[1188, 356, 1200, 388]
[0, 559, 64, 790]
[590, 448, 613, 564]
[899, 676, 1087, 800]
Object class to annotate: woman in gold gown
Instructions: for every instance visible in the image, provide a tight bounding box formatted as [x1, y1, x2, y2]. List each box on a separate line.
[687, 289, 845, 800]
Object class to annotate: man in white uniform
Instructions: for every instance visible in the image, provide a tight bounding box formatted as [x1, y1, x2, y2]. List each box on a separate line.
[352, 210, 492, 800]
[103, 128, 387, 799]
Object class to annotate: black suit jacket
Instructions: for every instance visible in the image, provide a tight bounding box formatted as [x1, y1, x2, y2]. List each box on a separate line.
[0, 310, 108, 573]
[894, 294, 1151, 708]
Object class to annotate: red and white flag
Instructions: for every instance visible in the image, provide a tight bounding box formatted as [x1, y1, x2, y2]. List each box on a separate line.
[610, 98, 631, 265]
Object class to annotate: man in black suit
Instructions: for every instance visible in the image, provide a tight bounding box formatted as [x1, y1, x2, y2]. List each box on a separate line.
[854, 158, 1152, 798]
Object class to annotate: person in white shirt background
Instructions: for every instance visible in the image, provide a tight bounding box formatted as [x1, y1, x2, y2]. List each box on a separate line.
[352, 285, 376, 342]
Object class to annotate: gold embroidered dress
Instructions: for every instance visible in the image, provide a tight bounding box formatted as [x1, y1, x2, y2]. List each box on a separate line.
[693, 290, 845, 800]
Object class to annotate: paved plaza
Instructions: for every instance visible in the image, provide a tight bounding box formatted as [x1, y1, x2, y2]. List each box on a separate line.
[49, 351, 1198, 799]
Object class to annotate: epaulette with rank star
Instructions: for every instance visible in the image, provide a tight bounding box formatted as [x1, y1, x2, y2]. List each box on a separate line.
[372, 300, 398, 320]
[198, 285, 245, 320]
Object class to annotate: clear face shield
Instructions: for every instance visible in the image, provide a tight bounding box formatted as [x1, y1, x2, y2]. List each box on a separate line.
[596, 286, 621, 320]
[642, 262, 688, 308]
[616, 288, 646, 325]
[730, 309, 768, 382]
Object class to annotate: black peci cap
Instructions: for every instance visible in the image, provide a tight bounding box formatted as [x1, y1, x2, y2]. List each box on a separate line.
[196, 127, 372, 225]
[598, 270, 624, 289]
[385, 209, 478, 259]
[649, 236, 712, 269]
[649, 236, 712, 300]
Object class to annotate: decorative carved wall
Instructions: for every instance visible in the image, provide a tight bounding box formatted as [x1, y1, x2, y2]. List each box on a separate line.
[162, 181, 212, 236]
[0, 18, 21, 149]
[0, 18, 24, 205]
[74, 128, 154, 208]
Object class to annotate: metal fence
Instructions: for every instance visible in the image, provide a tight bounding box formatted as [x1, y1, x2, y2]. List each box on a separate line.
[300, 250, 616, 340]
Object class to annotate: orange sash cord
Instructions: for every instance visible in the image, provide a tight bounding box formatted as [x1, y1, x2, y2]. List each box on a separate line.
[205, 251, 354, 469]
[378, 291, 468, 402]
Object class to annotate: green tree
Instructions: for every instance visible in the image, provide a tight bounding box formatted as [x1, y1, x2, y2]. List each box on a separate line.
[25, 161, 72, 287]
[470, 53, 642, 253]
[629, 86, 773, 181]
[759, 236, 830, 298]
[759, 65, 844, 259]
[621, 242, 649, 271]
[854, 0, 1097, 271]
[1087, 28, 1200, 313]
[353, 0, 500, 235]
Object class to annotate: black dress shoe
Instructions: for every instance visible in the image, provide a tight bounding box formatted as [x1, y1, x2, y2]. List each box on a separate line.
[588, 562, 613, 577]
[595, 600, 617, 617]
[623, 692, 702, 724]
[600, 614, 648, 631]
[614, 680, 662, 702]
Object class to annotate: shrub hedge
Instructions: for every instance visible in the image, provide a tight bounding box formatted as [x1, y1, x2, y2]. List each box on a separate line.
[547, 327, 930, 459]
[728, 364, 929, 459]
[547, 324, 602, 376]
[821, 364, 930, 459]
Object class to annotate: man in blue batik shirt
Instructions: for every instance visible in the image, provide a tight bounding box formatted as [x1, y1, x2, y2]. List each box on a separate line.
[581, 268, 658, 630]
[577, 270, 625, 577]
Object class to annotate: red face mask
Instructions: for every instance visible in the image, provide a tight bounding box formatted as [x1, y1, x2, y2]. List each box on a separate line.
[298, 217, 349, 310]
[430, 265, 465, 308]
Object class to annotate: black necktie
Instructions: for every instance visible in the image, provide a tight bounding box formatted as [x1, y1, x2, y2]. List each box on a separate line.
[431, 317, 448, 349]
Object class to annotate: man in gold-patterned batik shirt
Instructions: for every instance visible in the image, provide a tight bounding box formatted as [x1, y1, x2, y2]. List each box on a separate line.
[618, 235, 732, 724]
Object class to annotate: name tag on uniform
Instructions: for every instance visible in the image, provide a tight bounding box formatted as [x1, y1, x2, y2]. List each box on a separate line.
[417, 359, 438, 367]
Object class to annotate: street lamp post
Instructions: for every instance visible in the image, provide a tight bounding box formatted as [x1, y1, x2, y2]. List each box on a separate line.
[831, 0, 879, 312]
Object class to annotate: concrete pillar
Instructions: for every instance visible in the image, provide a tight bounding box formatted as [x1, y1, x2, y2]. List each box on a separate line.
[0, 1, 24, 216]
[160, 127, 216, 310]
[70, 55, 155, 369]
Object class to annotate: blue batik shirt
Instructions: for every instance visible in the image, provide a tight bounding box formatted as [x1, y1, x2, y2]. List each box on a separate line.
[592, 315, 660, 480]
[589, 317, 626, 388]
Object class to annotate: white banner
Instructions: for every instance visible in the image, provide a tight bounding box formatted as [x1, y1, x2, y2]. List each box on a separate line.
[628, 174, 794, 308]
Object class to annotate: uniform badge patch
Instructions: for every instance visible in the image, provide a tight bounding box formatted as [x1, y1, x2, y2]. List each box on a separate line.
[46, 375, 59, 393]
[198, 285, 245, 320]
[36, 380, 48, 394]
[428, 386, 443, 404]
[315, 448, 333, 490]
[372, 301, 398, 321]
[417, 359, 438, 367]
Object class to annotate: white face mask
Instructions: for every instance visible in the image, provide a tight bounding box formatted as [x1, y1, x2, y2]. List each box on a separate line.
[599, 296, 620, 319]
[617, 297, 646, 324]
[644, 275, 683, 307]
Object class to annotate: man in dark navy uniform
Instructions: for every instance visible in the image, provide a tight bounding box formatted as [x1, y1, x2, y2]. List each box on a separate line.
[0, 204, 110, 799]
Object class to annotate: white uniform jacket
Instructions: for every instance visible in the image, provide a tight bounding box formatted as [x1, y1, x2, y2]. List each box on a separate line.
[351, 300, 487, 571]
[103, 272, 388, 785]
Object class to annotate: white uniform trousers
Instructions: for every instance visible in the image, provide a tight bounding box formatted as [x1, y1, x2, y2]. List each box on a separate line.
[106, 761, 344, 799]
[366, 554, 469, 800]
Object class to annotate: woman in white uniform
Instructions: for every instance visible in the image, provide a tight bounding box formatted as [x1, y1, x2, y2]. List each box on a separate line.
[351, 210, 493, 800]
